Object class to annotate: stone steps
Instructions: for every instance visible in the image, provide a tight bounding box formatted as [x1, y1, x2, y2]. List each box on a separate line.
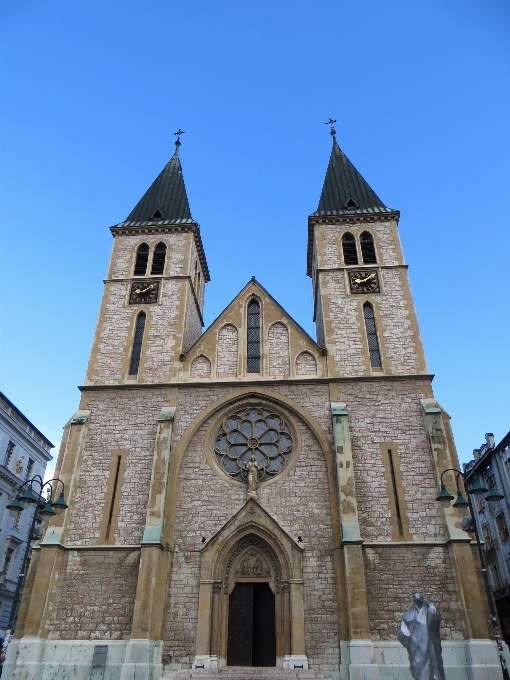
[162, 669, 315, 680]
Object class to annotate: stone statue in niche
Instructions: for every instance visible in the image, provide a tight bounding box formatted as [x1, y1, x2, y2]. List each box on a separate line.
[244, 454, 261, 499]
[15, 457, 24, 476]
[397, 593, 445, 680]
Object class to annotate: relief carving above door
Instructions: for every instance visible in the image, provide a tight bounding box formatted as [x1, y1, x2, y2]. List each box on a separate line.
[234, 549, 270, 578]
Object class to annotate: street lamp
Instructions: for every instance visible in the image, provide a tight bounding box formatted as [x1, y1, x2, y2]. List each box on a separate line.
[436, 468, 507, 679]
[4, 476, 68, 634]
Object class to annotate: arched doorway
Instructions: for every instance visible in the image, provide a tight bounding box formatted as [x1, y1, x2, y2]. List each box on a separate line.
[193, 500, 308, 669]
[227, 582, 276, 666]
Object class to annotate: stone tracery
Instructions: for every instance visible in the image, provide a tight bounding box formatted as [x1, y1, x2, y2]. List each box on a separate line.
[214, 407, 292, 483]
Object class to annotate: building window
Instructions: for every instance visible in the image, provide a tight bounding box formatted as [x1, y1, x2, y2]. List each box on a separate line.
[133, 243, 150, 276]
[214, 407, 292, 483]
[247, 300, 261, 373]
[490, 563, 502, 590]
[483, 524, 495, 550]
[129, 312, 146, 375]
[342, 232, 358, 265]
[2, 547, 15, 578]
[3, 441, 15, 468]
[150, 242, 166, 276]
[360, 231, 377, 264]
[363, 303, 382, 367]
[25, 458, 34, 481]
[13, 508, 21, 529]
[496, 513, 509, 541]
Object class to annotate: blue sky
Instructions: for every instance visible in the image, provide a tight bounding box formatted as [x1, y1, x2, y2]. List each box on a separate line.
[1, 0, 509, 473]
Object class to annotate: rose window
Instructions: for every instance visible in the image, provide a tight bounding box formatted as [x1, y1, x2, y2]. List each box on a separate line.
[214, 407, 293, 483]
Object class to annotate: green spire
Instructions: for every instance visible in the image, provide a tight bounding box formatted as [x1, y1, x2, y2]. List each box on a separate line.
[124, 139, 195, 226]
[312, 129, 392, 217]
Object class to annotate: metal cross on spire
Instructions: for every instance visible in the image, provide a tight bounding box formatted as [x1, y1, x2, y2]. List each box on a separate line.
[325, 118, 337, 138]
[173, 129, 185, 148]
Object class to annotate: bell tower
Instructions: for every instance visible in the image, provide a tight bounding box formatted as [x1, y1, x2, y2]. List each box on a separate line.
[84, 137, 210, 386]
[308, 126, 427, 378]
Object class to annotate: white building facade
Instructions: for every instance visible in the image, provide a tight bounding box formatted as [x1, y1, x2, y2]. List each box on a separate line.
[0, 391, 53, 636]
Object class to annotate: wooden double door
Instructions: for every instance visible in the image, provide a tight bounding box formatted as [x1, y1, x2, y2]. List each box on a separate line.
[227, 583, 276, 666]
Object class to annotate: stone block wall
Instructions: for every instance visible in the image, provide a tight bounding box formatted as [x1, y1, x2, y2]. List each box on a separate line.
[183, 284, 203, 354]
[296, 351, 318, 375]
[363, 545, 463, 640]
[269, 323, 290, 376]
[86, 277, 186, 385]
[66, 388, 165, 545]
[164, 383, 339, 672]
[190, 355, 212, 378]
[338, 379, 445, 541]
[311, 220, 425, 377]
[217, 324, 238, 377]
[46, 549, 140, 640]
[86, 230, 201, 385]
[52, 380, 463, 659]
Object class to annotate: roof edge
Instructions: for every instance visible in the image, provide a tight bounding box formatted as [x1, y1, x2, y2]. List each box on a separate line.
[0, 391, 54, 449]
[181, 276, 325, 359]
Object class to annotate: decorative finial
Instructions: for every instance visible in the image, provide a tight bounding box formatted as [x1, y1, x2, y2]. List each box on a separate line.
[325, 118, 337, 138]
[173, 128, 185, 149]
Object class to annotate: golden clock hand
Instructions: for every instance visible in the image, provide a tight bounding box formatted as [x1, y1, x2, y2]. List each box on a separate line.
[354, 272, 376, 284]
[134, 283, 156, 295]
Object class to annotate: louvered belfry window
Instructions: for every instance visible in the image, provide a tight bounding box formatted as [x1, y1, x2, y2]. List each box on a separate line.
[342, 233, 358, 265]
[360, 231, 377, 265]
[134, 244, 150, 276]
[363, 303, 382, 367]
[150, 242, 167, 275]
[247, 300, 261, 373]
[129, 312, 146, 375]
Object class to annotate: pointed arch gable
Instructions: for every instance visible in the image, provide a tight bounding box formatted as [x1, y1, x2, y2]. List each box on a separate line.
[200, 499, 300, 588]
[162, 387, 340, 550]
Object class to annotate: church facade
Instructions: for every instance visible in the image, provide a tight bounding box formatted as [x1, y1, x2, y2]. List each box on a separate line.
[6, 132, 500, 680]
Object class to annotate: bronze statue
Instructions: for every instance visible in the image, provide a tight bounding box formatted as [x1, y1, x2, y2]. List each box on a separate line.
[397, 593, 445, 680]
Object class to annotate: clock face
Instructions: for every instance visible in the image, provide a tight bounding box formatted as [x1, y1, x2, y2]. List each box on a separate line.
[129, 280, 159, 304]
[348, 270, 380, 294]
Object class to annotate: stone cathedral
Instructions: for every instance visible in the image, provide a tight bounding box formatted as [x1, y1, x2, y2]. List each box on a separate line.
[7, 131, 500, 680]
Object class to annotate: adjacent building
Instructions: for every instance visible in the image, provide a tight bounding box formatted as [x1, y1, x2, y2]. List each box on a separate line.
[0, 391, 53, 636]
[465, 431, 510, 645]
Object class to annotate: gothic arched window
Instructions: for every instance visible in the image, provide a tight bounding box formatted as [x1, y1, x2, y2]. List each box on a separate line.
[150, 242, 167, 275]
[342, 232, 358, 265]
[129, 312, 146, 375]
[247, 300, 261, 373]
[363, 303, 382, 368]
[360, 231, 377, 265]
[134, 243, 150, 276]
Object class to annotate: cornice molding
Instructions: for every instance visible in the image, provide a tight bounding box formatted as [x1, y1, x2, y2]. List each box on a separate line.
[79, 373, 435, 392]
